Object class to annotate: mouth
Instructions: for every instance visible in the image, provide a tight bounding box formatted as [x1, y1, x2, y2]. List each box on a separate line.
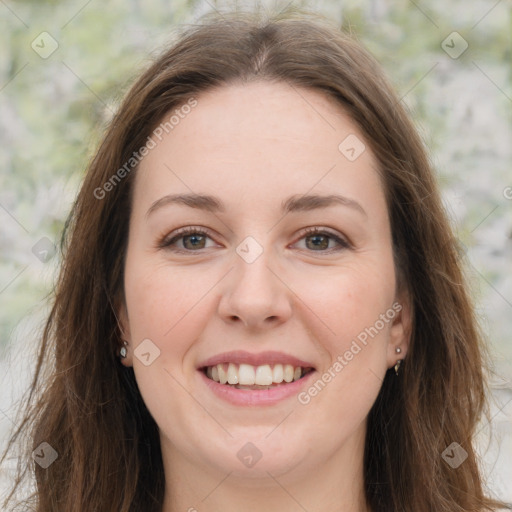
[200, 363, 315, 390]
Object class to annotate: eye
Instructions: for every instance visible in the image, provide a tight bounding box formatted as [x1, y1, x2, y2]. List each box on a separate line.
[157, 226, 218, 252]
[157, 226, 351, 254]
[294, 227, 351, 253]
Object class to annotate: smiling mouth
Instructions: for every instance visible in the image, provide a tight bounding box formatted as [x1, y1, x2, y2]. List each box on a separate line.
[201, 362, 315, 390]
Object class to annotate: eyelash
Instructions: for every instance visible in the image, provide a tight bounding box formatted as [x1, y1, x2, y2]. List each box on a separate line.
[157, 226, 351, 254]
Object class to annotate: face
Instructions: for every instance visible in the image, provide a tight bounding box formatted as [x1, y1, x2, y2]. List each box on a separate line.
[118, 80, 410, 483]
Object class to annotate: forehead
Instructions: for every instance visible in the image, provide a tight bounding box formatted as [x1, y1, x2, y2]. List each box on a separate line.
[133, 80, 385, 217]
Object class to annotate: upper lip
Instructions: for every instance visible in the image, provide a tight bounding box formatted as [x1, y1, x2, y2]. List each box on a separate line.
[198, 350, 316, 370]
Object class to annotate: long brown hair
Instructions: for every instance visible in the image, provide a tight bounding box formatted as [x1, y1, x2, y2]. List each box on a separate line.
[2, 6, 509, 512]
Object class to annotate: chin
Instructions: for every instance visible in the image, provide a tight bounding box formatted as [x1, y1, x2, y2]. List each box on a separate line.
[204, 439, 308, 480]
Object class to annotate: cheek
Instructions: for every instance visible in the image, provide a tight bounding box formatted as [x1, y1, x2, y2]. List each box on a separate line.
[291, 260, 396, 345]
[124, 263, 216, 429]
[290, 260, 394, 409]
[294, 272, 391, 437]
[124, 262, 216, 357]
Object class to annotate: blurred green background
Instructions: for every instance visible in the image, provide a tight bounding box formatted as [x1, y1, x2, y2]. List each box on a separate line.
[2, 0, 510, 377]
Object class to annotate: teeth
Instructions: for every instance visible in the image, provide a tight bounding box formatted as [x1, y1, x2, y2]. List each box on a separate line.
[272, 364, 284, 383]
[238, 364, 255, 385]
[283, 364, 294, 383]
[227, 363, 238, 385]
[255, 364, 273, 385]
[218, 364, 228, 384]
[205, 363, 311, 386]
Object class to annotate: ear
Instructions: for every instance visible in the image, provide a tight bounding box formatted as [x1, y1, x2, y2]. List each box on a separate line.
[386, 289, 412, 369]
[116, 297, 133, 367]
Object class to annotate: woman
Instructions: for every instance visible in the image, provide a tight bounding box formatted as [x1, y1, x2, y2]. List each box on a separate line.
[1, 6, 509, 512]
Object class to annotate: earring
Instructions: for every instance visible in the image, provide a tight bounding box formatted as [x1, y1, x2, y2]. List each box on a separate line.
[394, 347, 402, 376]
[119, 340, 128, 359]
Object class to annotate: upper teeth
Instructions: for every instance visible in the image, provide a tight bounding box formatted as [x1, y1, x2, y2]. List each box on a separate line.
[205, 363, 307, 385]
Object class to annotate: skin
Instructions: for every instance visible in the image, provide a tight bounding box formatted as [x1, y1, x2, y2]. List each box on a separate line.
[118, 80, 411, 512]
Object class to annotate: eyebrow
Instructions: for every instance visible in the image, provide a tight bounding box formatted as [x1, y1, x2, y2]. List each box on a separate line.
[145, 192, 367, 219]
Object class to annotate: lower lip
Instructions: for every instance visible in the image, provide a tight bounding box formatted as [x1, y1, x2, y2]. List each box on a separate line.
[198, 369, 316, 406]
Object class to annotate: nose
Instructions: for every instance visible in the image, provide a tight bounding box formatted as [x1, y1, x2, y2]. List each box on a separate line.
[218, 247, 293, 330]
